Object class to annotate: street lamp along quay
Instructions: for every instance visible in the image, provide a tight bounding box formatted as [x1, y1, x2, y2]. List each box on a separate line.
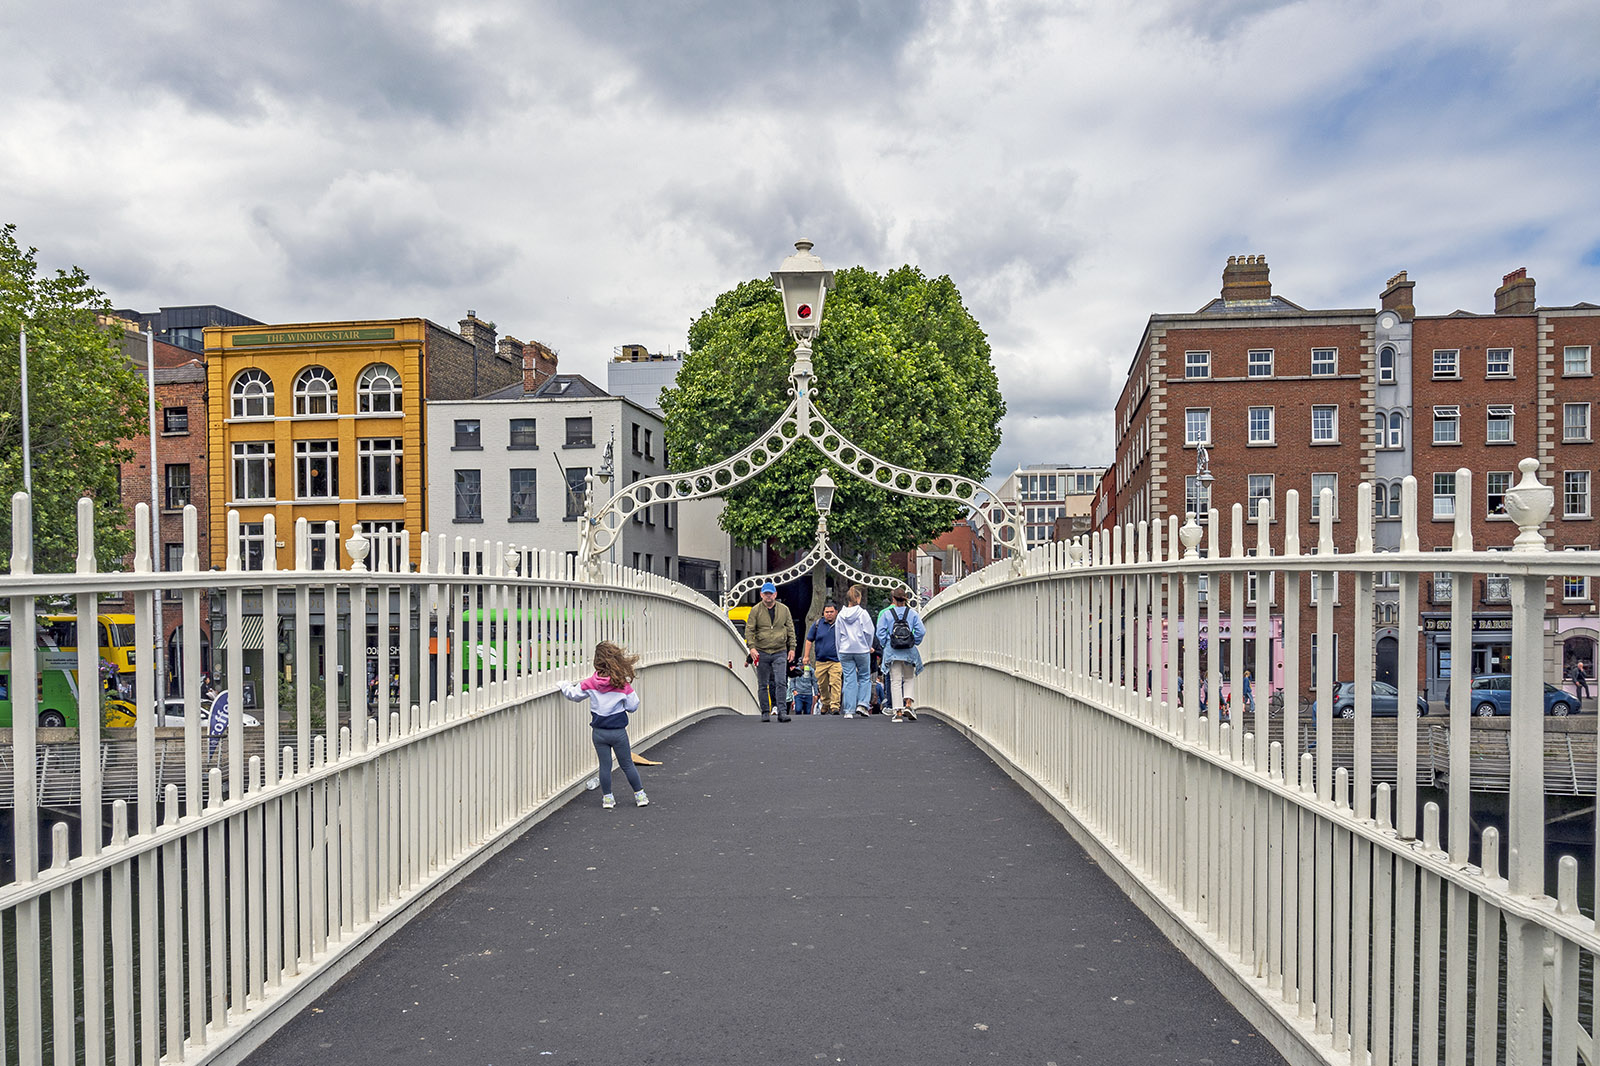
[576, 240, 1029, 577]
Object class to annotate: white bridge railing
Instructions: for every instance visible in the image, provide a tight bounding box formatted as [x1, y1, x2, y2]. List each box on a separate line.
[1, 496, 755, 1065]
[923, 462, 1600, 1066]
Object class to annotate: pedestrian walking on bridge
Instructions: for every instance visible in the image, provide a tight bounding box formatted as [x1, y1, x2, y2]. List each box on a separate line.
[744, 581, 796, 722]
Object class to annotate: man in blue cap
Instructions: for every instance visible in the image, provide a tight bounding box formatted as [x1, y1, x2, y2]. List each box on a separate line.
[744, 580, 796, 722]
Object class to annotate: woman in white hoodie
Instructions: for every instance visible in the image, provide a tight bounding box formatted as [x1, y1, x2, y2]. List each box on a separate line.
[834, 585, 877, 717]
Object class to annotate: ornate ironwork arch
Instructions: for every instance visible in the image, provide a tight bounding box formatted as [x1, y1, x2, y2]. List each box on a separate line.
[720, 516, 930, 611]
[579, 247, 1028, 575]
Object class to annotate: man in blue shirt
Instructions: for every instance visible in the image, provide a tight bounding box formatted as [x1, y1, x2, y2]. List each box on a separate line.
[804, 602, 843, 714]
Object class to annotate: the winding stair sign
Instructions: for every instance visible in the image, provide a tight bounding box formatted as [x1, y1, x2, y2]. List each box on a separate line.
[577, 241, 1027, 580]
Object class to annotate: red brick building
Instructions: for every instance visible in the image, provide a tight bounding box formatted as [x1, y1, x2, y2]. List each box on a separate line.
[1109, 258, 1600, 700]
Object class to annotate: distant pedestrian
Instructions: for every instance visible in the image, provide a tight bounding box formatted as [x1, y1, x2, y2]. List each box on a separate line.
[1572, 660, 1591, 700]
[561, 641, 648, 810]
[805, 603, 843, 714]
[835, 585, 876, 718]
[744, 581, 796, 723]
[789, 665, 816, 715]
[876, 588, 926, 723]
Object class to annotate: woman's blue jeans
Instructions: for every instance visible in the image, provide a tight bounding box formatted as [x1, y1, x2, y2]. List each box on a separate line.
[840, 652, 872, 713]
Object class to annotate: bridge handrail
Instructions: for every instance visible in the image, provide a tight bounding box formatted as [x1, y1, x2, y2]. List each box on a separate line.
[0, 494, 755, 1064]
[923, 466, 1592, 1065]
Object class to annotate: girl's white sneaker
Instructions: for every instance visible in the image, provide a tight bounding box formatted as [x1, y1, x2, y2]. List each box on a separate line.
[602, 794, 616, 810]
[635, 790, 649, 807]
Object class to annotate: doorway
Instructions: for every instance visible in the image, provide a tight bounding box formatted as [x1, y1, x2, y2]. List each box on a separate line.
[1375, 635, 1398, 686]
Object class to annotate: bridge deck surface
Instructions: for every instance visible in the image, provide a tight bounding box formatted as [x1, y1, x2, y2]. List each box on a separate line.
[250, 712, 1287, 1065]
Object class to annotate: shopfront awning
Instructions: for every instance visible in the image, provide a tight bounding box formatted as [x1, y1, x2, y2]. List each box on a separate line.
[213, 615, 265, 651]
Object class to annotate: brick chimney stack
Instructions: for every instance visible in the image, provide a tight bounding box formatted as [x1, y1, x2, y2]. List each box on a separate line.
[1221, 255, 1271, 303]
[1380, 271, 1416, 322]
[522, 339, 559, 392]
[1494, 268, 1536, 315]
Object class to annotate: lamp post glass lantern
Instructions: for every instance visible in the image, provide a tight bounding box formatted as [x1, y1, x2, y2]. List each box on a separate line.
[812, 471, 836, 515]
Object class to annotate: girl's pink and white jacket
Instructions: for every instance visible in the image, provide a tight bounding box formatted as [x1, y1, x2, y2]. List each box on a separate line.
[560, 674, 639, 730]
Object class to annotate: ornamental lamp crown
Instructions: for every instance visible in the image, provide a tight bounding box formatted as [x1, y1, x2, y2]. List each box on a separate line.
[771, 240, 835, 341]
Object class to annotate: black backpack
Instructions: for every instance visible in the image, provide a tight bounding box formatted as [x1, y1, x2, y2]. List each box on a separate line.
[889, 607, 915, 650]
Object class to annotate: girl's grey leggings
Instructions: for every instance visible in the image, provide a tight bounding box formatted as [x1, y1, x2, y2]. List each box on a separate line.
[592, 726, 643, 794]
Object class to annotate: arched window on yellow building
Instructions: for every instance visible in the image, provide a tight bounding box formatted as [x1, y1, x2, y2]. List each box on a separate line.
[231, 368, 274, 418]
[294, 366, 339, 415]
[358, 363, 403, 413]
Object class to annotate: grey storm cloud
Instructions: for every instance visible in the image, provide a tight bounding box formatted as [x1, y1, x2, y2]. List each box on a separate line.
[549, 0, 938, 108]
[32, 0, 489, 123]
[251, 171, 515, 292]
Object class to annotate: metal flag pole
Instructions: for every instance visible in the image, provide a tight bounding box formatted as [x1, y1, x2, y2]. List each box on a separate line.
[146, 330, 167, 702]
[19, 327, 32, 495]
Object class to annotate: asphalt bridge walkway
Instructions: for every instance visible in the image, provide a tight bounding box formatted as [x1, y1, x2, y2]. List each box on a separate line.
[249, 712, 1289, 1065]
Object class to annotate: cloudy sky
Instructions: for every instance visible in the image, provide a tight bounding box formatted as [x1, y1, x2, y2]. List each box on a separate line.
[3, 0, 1598, 479]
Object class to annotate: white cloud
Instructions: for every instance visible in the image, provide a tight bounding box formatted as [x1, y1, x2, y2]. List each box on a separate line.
[2, 0, 1597, 484]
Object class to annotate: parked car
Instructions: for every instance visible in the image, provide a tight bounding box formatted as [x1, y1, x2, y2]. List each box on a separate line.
[154, 694, 260, 729]
[1465, 674, 1579, 717]
[1312, 680, 1428, 719]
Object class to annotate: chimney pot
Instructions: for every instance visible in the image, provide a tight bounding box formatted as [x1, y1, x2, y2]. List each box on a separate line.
[1221, 254, 1272, 303]
[1381, 270, 1417, 322]
[1494, 267, 1535, 315]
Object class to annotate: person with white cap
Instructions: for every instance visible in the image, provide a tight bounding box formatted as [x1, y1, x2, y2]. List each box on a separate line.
[743, 580, 795, 722]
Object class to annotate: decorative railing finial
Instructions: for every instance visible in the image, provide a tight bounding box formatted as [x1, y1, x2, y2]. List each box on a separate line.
[1504, 457, 1553, 552]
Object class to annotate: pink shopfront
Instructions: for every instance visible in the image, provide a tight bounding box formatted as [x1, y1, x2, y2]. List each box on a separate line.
[1150, 614, 1286, 702]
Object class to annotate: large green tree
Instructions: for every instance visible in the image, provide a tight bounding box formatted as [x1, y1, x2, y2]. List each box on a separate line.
[0, 224, 149, 573]
[661, 264, 1004, 608]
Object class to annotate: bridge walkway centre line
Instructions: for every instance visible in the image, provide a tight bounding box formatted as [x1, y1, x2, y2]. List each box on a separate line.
[246, 712, 1288, 1066]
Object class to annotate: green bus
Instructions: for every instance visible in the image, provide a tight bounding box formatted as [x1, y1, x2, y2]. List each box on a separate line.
[0, 618, 135, 729]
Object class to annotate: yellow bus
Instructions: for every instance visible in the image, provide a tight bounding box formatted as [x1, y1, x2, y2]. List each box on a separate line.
[43, 612, 139, 684]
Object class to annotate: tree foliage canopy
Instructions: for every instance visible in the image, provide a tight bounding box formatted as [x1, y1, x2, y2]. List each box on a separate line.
[660, 264, 1005, 559]
[0, 224, 149, 572]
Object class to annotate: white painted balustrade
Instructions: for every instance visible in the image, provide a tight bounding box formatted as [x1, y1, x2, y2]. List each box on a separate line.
[0, 496, 754, 1065]
[922, 460, 1600, 1065]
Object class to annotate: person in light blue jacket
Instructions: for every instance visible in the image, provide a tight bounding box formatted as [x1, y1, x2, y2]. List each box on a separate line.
[875, 588, 926, 722]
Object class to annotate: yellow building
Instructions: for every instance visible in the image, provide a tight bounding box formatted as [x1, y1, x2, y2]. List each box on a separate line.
[205, 314, 525, 570]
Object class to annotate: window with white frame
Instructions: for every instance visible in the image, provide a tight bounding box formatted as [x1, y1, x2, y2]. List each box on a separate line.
[1486, 348, 1512, 377]
[1565, 346, 1592, 376]
[1378, 345, 1396, 383]
[1185, 408, 1211, 445]
[1565, 403, 1591, 442]
[1185, 475, 1211, 517]
[1388, 411, 1404, 450]
[294, 439, 338, 499]
[1486, 405, 1514, 443]
[1311, 405, 1338, 443]
[1433, 349, 1459, 378]
[293, 365, 338, 415]
[1310, 633, 1338, 686]
[1565, 470, 1591, 518]
[1486, 471, 1511, 517]
[1432, 546, 1453, 603]
[1248, 406, 1274, 444]
[1247, 474, 1274, 519]
[1185, 350, 1210, 378]
[357, 363, 402, 413]
[356, 521, 406, 571]
[230, 368, 274, 418]
[1246, 548, 1272, 604]
[1433, 405, 1460, 445]
[1433, 472, 1456, 518]
[357, 438, 402, 498]
[1311, 348, 1337, 376]
[232, 441, 275, 500]
[238, 522, 267, 572]
[1310, 473, 1338, 521]
[1311, 551, 1338, 607]
[307, 522, 339, 570]
[1375, 481, 1388, 518]
[1248, 349, 1273, 377]
[1387, 480, 1403, 518]
[1374, 412, 1388, 449]
[1564, 546, 1590, 602]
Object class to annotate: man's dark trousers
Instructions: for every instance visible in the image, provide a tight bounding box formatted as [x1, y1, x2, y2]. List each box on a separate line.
[755, 655, 787, 719]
